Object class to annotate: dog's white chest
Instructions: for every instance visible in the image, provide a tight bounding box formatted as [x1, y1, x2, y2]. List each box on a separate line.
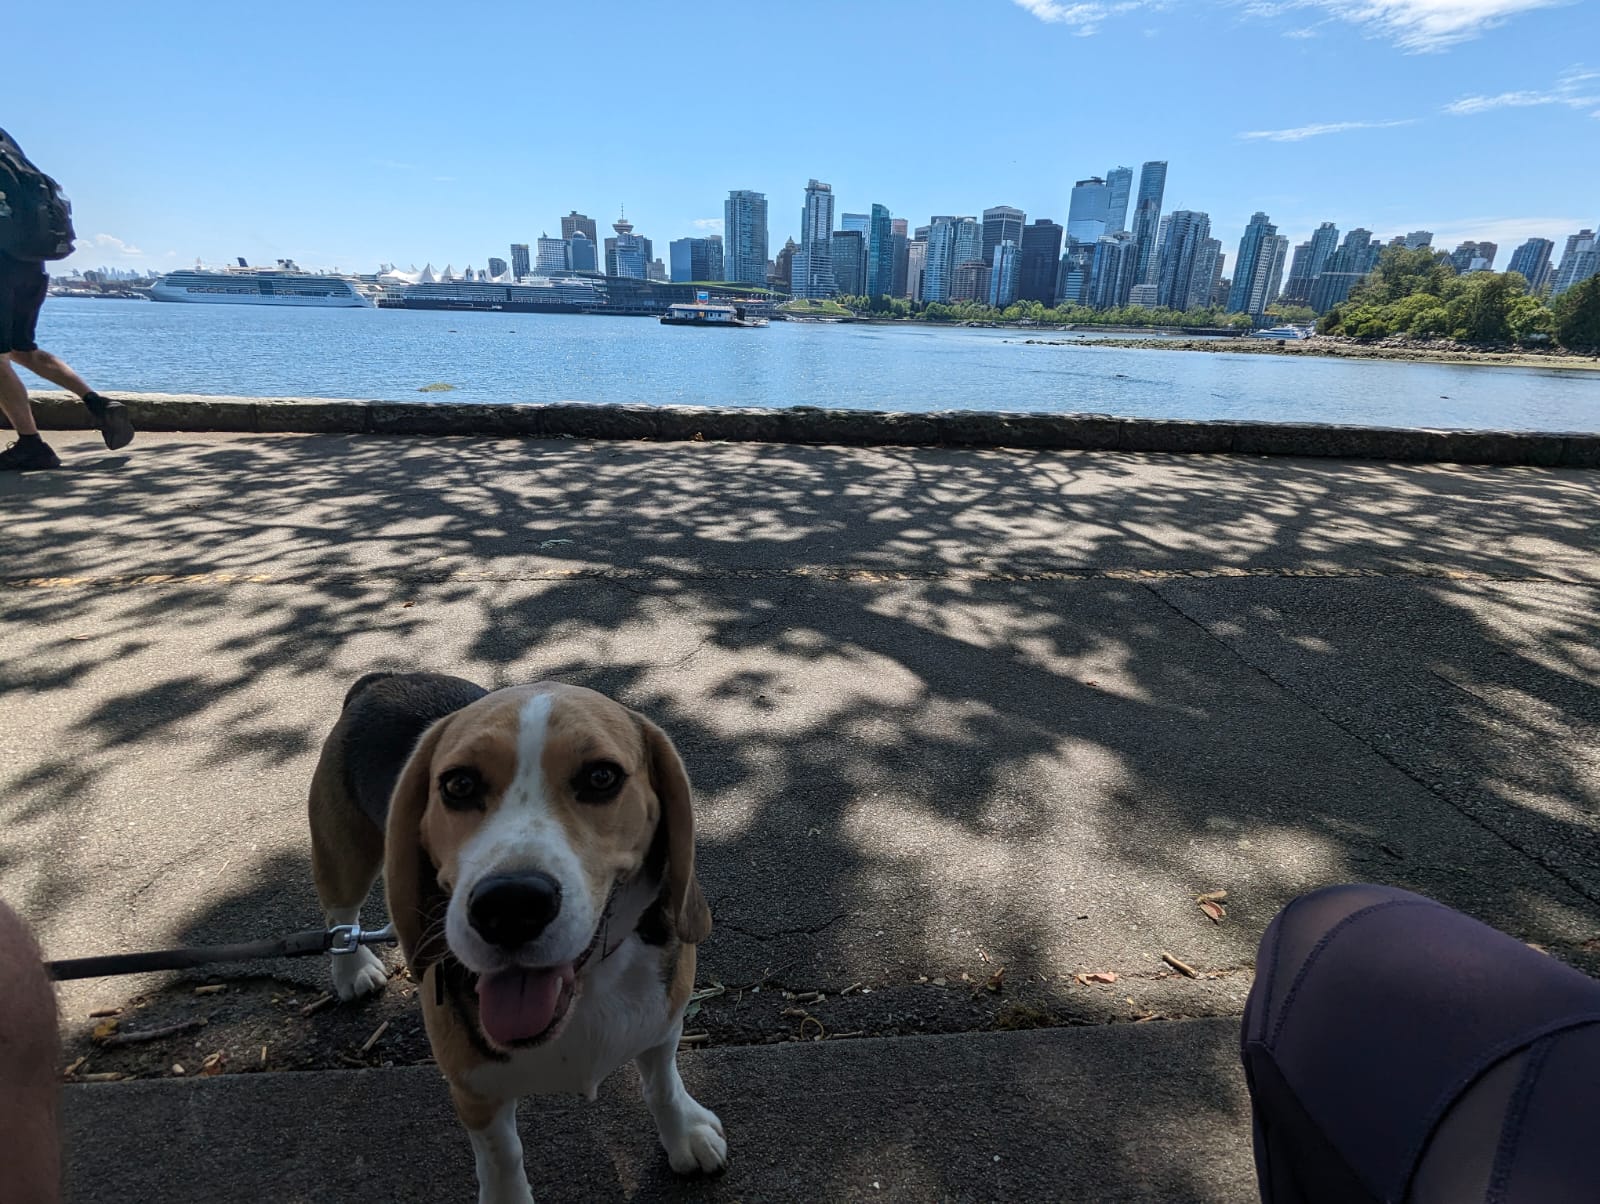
[464, 936, 679, 1102]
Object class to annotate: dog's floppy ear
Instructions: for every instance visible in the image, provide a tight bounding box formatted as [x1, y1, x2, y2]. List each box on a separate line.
[384, 717, 451, 978]
[636, 713, 712, 945]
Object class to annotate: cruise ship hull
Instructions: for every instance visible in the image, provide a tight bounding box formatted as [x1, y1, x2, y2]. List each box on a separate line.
[149, 281, 372, 307]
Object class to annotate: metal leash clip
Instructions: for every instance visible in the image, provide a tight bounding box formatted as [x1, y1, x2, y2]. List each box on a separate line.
[327, 921, 398, 956]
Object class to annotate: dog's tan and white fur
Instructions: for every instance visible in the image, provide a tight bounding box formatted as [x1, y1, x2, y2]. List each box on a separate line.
[309, 675, 725, 1203]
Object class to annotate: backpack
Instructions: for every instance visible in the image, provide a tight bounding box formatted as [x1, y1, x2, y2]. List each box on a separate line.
[0, 128, 76, 261]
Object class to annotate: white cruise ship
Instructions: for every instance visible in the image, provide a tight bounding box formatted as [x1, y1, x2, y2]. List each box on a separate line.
[150, 261, 373, 308]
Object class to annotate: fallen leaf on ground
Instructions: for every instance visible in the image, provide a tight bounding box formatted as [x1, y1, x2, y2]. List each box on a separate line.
[91, 1019, 119, 1041]
[200, 1052, 225, 1076]
[1195, 890, 1228, 903]
[1199, 900, 1227, 923]
[1077, 971, 1118, 985]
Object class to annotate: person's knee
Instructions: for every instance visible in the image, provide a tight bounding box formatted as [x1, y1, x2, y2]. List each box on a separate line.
[0, 900, 57, 1072]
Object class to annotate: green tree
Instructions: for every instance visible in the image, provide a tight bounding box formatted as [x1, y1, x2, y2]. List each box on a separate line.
[1555, 275, 1600, 351]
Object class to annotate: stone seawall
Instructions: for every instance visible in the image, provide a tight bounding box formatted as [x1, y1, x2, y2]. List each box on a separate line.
[27, 391, 1600, 468]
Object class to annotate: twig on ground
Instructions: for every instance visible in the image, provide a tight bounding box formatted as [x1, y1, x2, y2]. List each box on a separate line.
[1162, 953, 1200, 979]
[359, 1020, 390, 1055]
[98, 1018, 206, 1048]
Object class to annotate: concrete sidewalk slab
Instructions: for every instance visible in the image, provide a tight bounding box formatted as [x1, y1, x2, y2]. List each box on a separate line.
[62, 1019, 1254, 1204]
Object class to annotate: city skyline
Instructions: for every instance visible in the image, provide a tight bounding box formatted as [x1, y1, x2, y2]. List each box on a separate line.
[9, 0, 1595, 279]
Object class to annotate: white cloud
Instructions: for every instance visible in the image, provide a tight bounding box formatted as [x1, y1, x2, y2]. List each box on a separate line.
[1239, 117, 1416, 141]
[1283, 23, 1323, 35]
[1012, 0, 1155, 34]
[1444, 65, 1600, 113]
[89, 233, 143, 256]
[692, 218, 725, 232]
[1292, 0, 1566, 52]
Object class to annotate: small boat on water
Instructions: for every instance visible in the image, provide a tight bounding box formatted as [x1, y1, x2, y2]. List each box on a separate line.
[660, 301, 768, 328]
[1252, 323, 1313, 339]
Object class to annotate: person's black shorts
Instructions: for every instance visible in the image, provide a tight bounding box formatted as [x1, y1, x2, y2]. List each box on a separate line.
[0, 253, 49, 355]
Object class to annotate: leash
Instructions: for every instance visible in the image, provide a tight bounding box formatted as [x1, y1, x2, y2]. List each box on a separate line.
[45, 921, 398, 983]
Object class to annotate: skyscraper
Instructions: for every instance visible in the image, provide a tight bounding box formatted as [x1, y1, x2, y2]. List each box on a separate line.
[1255, 234, 1289, 312]
[723, 189, 769, 286]
[487, 256, 508, 278]
[831, 230, 866, 296]
[1191, 238, 1225, 311]
[906, 239, 927, 302]
[669, 236, 724, 282]
[561, 212, 598, 247]
[775, 237, 798, 292]
[1105, 166, 1133, 234]
[1018, 219, 1064, 304]
[1067, 178, 1111, 244]
[842, 213, 870, 238]
[890, 218, 910, 298]
[922, 217, 959, 303]
[568, 231, 598, 274]
[1309, 229, 1379, 313]
[1553, 229, 1599, 296]
[867, 204, 895, 298]
[535, 234, 569, 274]
[1508, 237, 1555, 292]
[981, 205, 1025, 265]
[1156, 210, 1212, 310]
[1450, 241, 1498, 273]
[953, 217, 982, 268]
[1403, 230, 1434, 249]
[1088, 232, 1137, 310]
[950, 259, 989, 303]
[1130, 160, 1168, 287]
[1228, 212, 1280, 316]
[1281, 221, 1339, 305]
[510, 243, 531, 280]
[610, 212, 647, 280]
[1056, 242, 1094, 306]
[791, 179, 837, 299]
[989, 239, 1020, 307]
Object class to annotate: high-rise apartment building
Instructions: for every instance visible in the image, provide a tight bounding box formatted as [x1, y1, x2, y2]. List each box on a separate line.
[775, 237, 799, 293]
[1403, 230, 1434, 250]
[1056, 241, 1094, 306]
[1105, 166, 1133, 234]
[791, 180, 837, 299]
[1255, 234, 1289, 312]
[1067, 178, 1111, 244]
[865, 204, 895, 298]
[1018, 219, 1065, 304]
[1088, 232, 1137, 309]
[989, 239, 1020, 307]
[950, 259, 989, 304]
[568, 231, 598, 274]
[831, 230, 867, 297]
[1309, 229, 1379, 313]
[561, 212, 598, 248]
[1192, 238, 1225, 311]
[1450, 241, 1498, 273]
[722, 189, 768, 285]
[922, 216, 981, 303]
[1508, 238, 1555, 292]
[510, 243, 531, 280]
[487, 256, 508, 278]
[981, 205, 1026, 265]
[535, 234, 569, 274]
[890, 218, 910, 298]
[1553, 229, 1599, 296]
[1156, 210, 1212, 310]
[1281, 221, 1339, 305]
[906, 236, 928, 302]
[1130, 160, 1168, 287]
[1228, 212, 1280, 316]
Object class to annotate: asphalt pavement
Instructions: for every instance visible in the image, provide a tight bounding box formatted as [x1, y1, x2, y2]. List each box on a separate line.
[4, 429, 1598, 1201]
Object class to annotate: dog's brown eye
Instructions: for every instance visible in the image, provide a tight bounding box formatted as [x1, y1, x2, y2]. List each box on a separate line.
[439, 768, 484, 810]
[575, 761, 625, 802]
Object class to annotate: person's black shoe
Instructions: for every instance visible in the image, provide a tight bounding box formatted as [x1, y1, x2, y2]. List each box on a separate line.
[0, 437, 63, 471]
[84, 392, 135, 451]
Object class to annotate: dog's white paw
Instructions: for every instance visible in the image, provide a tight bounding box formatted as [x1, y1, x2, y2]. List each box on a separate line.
[660, 1099, 728, 1175]
[330, 945, 389, 1001]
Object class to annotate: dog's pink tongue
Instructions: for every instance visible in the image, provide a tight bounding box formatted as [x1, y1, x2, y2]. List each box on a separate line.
[475, 967, 567, 1045]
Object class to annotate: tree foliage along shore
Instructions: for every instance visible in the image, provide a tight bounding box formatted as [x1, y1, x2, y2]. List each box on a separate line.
[1318, 246, 1600, 350]
[835, 294, 1255, 329]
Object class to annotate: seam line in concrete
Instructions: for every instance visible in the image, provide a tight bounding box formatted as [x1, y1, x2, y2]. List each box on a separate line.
[1144, 582, 1600, 910]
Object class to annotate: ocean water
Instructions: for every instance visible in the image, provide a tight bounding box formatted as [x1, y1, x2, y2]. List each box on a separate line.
[30, 298, 1600, 433]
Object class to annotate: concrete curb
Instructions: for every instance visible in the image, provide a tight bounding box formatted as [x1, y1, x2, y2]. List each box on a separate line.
[27, 391, 1600, 468]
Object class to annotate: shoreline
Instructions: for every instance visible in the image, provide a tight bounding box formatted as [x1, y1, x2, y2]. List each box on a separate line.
[1012, 333, 1600, 372]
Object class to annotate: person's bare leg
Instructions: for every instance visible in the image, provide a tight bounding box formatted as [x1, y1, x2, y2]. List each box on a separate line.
[8, 348, 92, 399]
[0, 357, 40, 436]
[0, 900, 61, 1204]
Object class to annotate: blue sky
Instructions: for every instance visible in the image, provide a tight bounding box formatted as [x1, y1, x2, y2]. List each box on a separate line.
[6, 0, 1596, 276]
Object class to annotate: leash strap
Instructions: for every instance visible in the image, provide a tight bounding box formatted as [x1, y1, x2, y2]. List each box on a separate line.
[45, 922, 397, 982]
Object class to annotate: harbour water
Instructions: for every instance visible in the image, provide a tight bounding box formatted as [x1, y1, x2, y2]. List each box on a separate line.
[32, 298, 1600, 433]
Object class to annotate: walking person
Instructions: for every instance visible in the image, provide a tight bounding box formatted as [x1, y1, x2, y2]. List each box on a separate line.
[1, 127, 133, 470]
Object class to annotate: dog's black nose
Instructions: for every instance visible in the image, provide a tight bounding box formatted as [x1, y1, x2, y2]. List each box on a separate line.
[468, 873, 562, 949]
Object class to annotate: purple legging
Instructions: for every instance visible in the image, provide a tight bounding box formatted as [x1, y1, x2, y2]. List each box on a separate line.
[1241, 884, 1600, 1203]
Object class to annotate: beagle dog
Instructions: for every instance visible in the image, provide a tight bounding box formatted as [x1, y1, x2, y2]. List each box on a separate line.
[308, 672, 726, 1202]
